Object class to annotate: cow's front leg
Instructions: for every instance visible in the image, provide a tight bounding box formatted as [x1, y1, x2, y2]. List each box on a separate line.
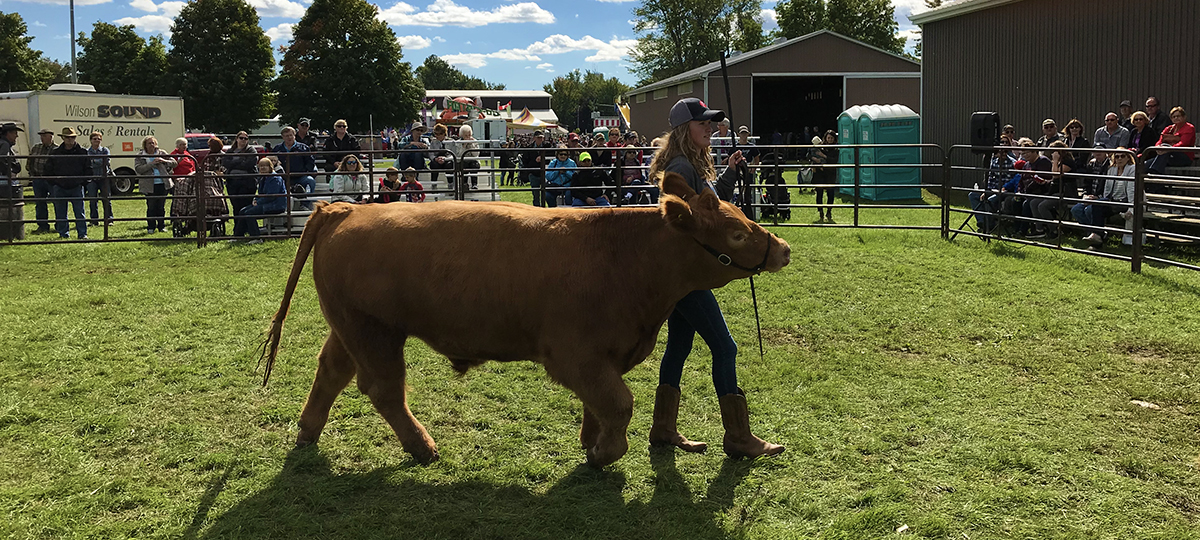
[579, 407, 599, 450]
[561, 367, 633, 468]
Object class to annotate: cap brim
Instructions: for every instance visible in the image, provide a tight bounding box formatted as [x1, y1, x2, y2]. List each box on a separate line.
[700, 110, 725, 124]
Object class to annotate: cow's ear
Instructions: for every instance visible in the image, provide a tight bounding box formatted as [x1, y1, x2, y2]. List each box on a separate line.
[693, 189, 720, 212]
[660, 172, 696, 199]
[660, 194, 696, 232]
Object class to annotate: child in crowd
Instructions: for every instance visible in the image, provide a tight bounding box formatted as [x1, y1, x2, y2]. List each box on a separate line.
[378, 166, 404, 203]
[400, 166, 425, 203]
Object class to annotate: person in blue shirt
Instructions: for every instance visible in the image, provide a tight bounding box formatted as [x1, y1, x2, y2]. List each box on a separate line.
[235, 157, 287, 243]
[544, 147, 576, 207]
[272, 126, 316, 209]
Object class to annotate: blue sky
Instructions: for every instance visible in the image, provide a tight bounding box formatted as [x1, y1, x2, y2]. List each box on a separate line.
[7, 0, 929, 90]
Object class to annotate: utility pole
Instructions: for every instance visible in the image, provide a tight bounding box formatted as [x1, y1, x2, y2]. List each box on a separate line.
[70, 0, 78, 83]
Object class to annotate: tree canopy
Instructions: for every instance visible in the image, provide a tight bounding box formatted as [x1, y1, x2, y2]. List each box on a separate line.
[274, 0, 423, 131]
[543, 70, 630, 132]
[416, 55, 504, 91]
[168, 0, 275, 132]
[77, 22, 170, 95]
[628, 0, 764, 87]
[0, 12, 54, 92]
[774, 0, 905, 55]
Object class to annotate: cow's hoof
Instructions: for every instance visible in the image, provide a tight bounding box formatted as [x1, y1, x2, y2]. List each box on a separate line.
[295, 433, 319, 447]
[585, 445, 623, 468]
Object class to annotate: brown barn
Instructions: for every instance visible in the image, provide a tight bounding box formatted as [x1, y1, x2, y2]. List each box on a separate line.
[623, 30, 921, 141]
[913, 0, 1200, 159]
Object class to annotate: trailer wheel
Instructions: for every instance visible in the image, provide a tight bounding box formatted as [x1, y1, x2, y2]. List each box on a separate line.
[113, 169, 135, 195]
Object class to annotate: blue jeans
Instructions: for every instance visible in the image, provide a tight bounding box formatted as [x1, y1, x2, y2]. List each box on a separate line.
[238, 204, 274, 237]
[1148, 151, 1192, 175]
[85, 177, 113, 221]
[968, 191, 1000, 232]
[623, 179, 659, 204]
[572, 196, 611, 207]
[1071, 198, 1117, 238]
[658, 290, 739, 397]
[146, 183, 168, 230]
[31, 178, 52, 230]
[52, 185, 86, 238]
[529, 174, 550, 207]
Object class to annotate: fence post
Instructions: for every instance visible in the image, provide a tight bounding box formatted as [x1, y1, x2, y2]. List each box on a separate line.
[1132, 156, 1145, 274]
[853, 146, 860, 227]
[772, 150, 781, 226]
[196, 170, 206, 248]
[539, 148, 547, 208]
[941, 149, 951, 240]
[368, 148, 375, 202]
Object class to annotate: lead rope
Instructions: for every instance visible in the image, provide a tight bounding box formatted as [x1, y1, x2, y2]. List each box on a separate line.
[721, 52, 765, 362]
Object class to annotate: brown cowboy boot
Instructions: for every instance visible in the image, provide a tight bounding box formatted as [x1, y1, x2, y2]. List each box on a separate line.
[648, 385, 707, 452]
[718, 388, 784, 458]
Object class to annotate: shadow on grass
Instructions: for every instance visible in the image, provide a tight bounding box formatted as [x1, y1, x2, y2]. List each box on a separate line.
[194, 446, 754, 540]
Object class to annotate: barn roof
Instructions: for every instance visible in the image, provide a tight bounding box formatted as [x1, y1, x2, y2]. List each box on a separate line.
[909, 0, 1027, 25]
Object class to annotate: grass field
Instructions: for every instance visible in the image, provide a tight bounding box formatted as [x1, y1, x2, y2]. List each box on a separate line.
[3, 192, 1200, 539]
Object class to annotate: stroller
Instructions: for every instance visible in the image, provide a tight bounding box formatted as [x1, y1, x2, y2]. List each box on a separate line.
[170, 171, 230, 237]
[758, 152, 791, 221]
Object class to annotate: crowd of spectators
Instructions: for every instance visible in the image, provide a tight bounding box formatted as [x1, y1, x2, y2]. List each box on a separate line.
[968, 96, 1195, 248]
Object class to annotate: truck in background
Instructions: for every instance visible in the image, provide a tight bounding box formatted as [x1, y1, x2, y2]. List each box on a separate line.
[0, 84, 186, 195]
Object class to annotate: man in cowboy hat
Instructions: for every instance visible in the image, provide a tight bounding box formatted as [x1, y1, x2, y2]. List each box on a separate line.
[27, 128, 57, 233]
[0, 123, 22, 182]
[46, 127, 91, 239]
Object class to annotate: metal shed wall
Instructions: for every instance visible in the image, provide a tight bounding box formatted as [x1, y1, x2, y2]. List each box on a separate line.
[921, 0, 1200, 170]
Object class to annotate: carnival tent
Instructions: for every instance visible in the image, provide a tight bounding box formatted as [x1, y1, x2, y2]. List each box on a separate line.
[511, 107, 555, 129]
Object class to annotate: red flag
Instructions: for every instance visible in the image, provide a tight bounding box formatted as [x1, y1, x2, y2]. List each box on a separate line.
[500, 101, 512, 111]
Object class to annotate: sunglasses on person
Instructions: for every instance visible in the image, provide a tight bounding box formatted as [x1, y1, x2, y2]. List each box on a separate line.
[346, 160, 359, 165]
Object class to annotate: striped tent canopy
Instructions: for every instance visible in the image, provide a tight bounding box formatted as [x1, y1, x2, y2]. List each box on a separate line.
[511, 107, 554, 128]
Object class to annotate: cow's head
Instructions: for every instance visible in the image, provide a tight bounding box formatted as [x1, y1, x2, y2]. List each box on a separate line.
[659, 172, 791, 279]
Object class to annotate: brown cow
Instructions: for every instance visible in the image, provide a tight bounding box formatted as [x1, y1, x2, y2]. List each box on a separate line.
[260, 173, 791, 467]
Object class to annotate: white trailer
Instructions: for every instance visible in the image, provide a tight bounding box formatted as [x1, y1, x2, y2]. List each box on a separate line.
[0, 84, 186, 195]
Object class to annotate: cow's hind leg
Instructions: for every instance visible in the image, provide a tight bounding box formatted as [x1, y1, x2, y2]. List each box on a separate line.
[337, 317, 438, 464]
[296, 332, 357, 446]
[558, 365, 634, 468]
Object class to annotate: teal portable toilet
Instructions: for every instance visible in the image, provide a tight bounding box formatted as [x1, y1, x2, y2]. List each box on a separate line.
[838, 104, 922, 201]
[836, 106, 862, 187]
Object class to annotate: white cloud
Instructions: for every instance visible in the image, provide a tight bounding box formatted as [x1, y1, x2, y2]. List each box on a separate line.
[432, 36, 445, 42]
[536, 62, 552, 70]
[893, 0, 936, 16]
[113, 14, 174, 35]
[32, 21, 47, 27]
[897, 28, 921, 42]
[264, 23, 294, 42]
[379, 0, 555, 27]
[397, 34, 432, 49]
[126, 0, 184, 17]
[247, 0, 307, 18]
[761, 8, 777, 26]
[438, 33, 635, 69]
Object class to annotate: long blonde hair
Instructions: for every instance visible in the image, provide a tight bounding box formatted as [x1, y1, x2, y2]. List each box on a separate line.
[648, 122, 715, 186]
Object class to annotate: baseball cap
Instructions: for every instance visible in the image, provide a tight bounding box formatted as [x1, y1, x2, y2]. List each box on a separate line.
[568, 132, 579, 141]
[669, 98, 725, 129]
[1042, 118, 1056, 127]
[1119, 100, 1132, 108]
[410, 122, 426, 131]
[579, 151, 592, 162]
[533, 130, 544, 137]
[298, 117, 311, 126]
[738, 125, 749, 134]
[37, 128, 54, 135]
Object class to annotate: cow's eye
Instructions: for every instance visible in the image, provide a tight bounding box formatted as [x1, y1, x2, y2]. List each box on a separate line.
[730, 231, 749, 244]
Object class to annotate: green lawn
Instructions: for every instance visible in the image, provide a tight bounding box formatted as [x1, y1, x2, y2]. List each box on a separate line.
[2, 202, 1200, 539]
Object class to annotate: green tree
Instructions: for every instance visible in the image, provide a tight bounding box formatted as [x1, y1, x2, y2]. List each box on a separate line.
[168, 0, 275, 132]
[76, 22, 146, 93]
[128, 35, 170, 95]
[629, 0, 763, 86]
[543, 70, 630, 132]
[774, 0, 905, 55]
[0, 12, 52, 92]
[275, 0, 423, 130]
[912, 0, 942, 59]
[415, 55, 504, 90]
[36, 57, 72, 87]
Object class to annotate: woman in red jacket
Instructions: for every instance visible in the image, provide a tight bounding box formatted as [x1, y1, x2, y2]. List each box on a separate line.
[1148, 106, 1195, 175]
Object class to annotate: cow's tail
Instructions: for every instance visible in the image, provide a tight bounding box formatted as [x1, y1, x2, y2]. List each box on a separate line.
[258, 201, 341, 387]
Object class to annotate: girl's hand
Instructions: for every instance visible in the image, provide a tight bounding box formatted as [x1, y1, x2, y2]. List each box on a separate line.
[725, 150, 744, 167]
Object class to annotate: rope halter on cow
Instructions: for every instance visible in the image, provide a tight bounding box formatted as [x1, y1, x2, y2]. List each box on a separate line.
[693, 236, 771, 275]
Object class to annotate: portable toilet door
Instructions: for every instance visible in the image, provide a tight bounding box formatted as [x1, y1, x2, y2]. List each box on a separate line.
[855, 104, 921, 201]
[836, 106, 862, 190]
